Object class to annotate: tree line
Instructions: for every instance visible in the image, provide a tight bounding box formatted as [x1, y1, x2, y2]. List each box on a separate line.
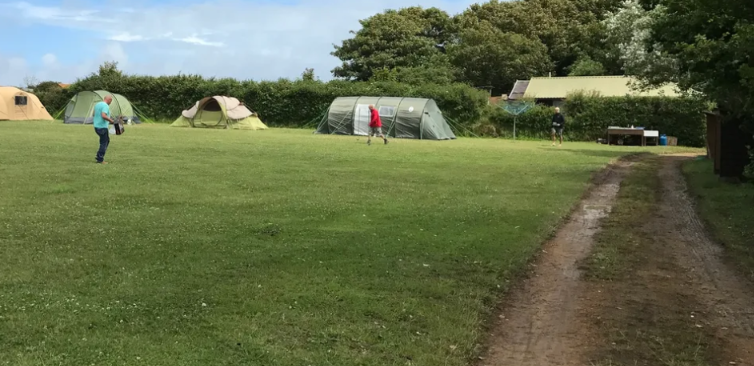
[331, 0, 629, 95]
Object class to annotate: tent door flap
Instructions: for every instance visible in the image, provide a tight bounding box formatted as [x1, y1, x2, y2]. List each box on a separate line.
[354, 104, 370, 136]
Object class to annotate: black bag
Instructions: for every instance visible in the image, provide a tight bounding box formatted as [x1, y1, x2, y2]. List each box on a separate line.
[114, 117, 125, 135]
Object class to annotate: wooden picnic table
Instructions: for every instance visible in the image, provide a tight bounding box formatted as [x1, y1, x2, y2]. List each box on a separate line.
[607, 127, 659, 146]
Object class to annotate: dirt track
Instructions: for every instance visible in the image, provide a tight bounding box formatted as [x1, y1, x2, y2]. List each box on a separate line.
[656, 156, 754, 365]
[480, 158, 633, 365]
[480, 155, 754, 366]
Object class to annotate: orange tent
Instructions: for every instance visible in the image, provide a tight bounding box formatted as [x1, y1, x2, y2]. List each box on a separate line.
[0, 86, 53, 121]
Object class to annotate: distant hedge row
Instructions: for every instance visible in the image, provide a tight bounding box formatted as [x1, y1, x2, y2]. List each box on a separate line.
[41, 75, 489, 127]
[38, 74, 707, 147]
[486, 93, 708, 147]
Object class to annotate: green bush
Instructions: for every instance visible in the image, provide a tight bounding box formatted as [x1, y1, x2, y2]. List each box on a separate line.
[35, 86, 74, 118]
[54, 74, 489, 127]
[564, 93, 708, 147]
[485, 103, 555, 139]
[488, 94, 708, 146]
[38, 72, 707, 147]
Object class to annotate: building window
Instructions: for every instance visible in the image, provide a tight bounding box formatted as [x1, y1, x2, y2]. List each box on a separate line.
[15, 96, 28, 106]
[379, 106, 395, 117]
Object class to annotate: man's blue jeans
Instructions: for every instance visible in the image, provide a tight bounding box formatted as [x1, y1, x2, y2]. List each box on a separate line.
[95, 127, 109, 163]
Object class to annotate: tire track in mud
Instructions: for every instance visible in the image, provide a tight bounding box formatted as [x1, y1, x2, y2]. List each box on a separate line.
[480, 155, 754, 366]
[479, 159, 634, 366]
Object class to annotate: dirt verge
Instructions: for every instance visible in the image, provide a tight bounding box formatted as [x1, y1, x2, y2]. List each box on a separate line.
[480, 155, 754, 366]
[651, 156, 754, 365]
[478, 157, 635, 365]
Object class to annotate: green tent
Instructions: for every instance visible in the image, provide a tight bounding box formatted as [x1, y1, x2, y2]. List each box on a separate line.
[64, 90, 140, 124]
[316, 97, 455, 140]
[171, 96, 267, 130]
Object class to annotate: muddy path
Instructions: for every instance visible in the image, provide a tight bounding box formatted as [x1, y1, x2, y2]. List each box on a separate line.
[479, 155, 754, 366]
[479, 158, 635, 366]
[655, 156, 754, 364]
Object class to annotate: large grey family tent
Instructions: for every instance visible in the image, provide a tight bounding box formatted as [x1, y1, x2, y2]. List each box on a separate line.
[171, 96, 268, 130]
[63, 90, 140, 124]
[315, 97, 456, 140]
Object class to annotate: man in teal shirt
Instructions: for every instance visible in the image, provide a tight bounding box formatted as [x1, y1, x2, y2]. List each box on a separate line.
[93, 95, 114, 164]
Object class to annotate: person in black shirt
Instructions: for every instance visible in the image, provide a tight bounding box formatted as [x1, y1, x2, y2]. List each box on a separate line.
[551, 107, 565, 147]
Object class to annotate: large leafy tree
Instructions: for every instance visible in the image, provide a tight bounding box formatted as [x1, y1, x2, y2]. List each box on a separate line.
[453, 0, 623, 75]
[331, 7, 453, 81]
[646, 0, 754, 114]
[447, 22, 552, 94]
[568, 55, 607, 76]
[603, 0, 677, 79]
[369, 55, 457, 85]
[644, 0, 754, 173]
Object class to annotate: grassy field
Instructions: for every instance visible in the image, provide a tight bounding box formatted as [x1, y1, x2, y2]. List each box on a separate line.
[684, 159, 754, 281]
[0, 121, 701, 366]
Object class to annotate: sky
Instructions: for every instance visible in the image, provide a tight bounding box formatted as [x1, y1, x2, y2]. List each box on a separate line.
[0, 0, 479, 87]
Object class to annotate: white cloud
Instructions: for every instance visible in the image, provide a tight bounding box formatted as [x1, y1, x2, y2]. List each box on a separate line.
[0, 0, 479, 86]
[109, 32, 146, 42]
[6, 1, 110, 24]
[102, 43, 128, 67]
[175, 36, 224, 47]
[0, 45, 130, 87]
[41, 53, 57, 66]
[107, 32, 223, 47]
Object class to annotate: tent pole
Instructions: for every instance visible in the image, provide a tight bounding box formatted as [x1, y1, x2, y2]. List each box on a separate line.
[85, 103, 96, 126]
[333, 110, 353, 134]
[445, 116, 479, 138]
[329, 99, 356, 135]
[130, 104, 153, 123]
[53, 106, 66, 122]
[320, 108, 329, 132]
[112, 96, 121, 121]
[326, 101, 354, 134]
[388, 97, 405, 139]
[312, 107, 330, 133]
[420, 102, 428, 140]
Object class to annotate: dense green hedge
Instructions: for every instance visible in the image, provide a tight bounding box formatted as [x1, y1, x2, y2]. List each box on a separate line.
[43, 75, 489, 127]
[486, 94, 708, 147]
[38, 74, 707, 147]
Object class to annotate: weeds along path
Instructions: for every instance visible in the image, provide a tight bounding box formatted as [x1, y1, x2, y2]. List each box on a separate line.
[479, 157, 636, 366]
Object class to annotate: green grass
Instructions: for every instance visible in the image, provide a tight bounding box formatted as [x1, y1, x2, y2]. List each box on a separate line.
[582, 155, 660, 281]
[683, 159, 754, 281]
[0, 121, 701, 366]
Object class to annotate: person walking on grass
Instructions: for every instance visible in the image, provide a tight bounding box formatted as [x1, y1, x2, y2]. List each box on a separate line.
[93, 95, 115, 164]
[368, 105, 388, 146]
[551, 107, 565, 147]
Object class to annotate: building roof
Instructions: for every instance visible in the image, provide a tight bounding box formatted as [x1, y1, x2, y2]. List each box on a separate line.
[508, 80, 530, 100]
[522, 76, 681, 99]
[58, 83, 71, 89]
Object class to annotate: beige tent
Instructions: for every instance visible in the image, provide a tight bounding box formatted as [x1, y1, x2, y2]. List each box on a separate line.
[171, 96, 267, 130]
[0, 86, 53, 121]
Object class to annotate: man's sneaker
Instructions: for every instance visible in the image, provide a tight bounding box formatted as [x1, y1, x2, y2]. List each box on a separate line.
[367, 140, 371, 146]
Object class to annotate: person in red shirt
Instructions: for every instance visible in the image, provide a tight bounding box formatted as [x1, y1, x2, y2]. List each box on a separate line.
[368, 105, 389, 145]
